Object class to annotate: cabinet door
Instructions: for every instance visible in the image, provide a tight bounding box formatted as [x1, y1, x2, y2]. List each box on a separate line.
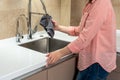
[107, 54, 120, 80]
[48, 57, 76, 80]
[23, 70, 47, 80]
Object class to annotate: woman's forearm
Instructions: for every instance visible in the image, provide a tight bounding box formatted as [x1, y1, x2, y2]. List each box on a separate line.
[56, 25, 70, 34]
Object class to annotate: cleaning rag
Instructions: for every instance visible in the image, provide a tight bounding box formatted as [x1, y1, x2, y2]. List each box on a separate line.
[40, 14, 54, 38]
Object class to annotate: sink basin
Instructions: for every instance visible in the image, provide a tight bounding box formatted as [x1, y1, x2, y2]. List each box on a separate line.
[19, 37, 69, 53]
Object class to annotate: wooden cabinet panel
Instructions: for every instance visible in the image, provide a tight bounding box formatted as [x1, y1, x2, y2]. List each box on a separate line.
[107, 54, 120, 80]
[14, 57, 77, 80]
[23, 70, 47, 80]
[48, 57, 76, 80]
[107, 72, 120, 80]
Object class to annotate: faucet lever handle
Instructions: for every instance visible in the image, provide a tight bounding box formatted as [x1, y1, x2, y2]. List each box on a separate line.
[32, 25, 38, 34]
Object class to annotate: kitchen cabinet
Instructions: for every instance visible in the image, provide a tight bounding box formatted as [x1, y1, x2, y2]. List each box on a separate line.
[107, 53, 120, 80]
[14, 56, 77, 80]
[23, 70, 47, 80]
[48, 57, 76, 80]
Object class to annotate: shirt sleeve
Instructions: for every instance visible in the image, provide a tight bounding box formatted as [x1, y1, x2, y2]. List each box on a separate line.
[67, 26, 80, 36]
[67, 0, 108, 53]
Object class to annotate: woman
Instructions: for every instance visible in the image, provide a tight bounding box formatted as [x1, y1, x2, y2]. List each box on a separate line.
[46, 0, 116, 80]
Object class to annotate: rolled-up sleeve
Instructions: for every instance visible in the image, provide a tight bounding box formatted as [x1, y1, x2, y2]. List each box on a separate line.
[67, 0, 108, 53]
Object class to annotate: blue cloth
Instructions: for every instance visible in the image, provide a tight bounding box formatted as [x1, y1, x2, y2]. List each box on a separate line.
[40, 14, 54, 38]
[76, 63, 109, 80]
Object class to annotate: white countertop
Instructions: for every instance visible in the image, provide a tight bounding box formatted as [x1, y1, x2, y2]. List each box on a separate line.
[0, 31, 76, 80]
[0, 30, 120, 80]
[116, 30, 120, 52]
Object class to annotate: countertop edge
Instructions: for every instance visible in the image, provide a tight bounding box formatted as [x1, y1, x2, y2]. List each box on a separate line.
[13, 54, 77, 80]
[0, 30, 120, 80]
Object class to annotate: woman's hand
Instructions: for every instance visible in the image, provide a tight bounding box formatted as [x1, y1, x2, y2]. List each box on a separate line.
[46, 49, 63, 66]
[46, 47, 71, 66]
[52, 20, 60, 30]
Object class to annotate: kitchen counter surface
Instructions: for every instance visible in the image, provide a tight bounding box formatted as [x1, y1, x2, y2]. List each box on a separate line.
[0, 31, 76, 80]
[117, 30, 120, 52]
[0, 30, 120, 80]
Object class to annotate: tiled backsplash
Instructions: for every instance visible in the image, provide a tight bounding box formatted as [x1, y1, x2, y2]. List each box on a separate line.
[0, 0, 61, 39]
[0, 9, 26, 39]
[0, 0, 120, 40]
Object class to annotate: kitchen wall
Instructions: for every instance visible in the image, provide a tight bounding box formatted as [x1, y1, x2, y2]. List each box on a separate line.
[112, 0, 120, 29]
[0, 0, 120, 39]
[70, 0, 120, 30]
[0, 0, 61, 39]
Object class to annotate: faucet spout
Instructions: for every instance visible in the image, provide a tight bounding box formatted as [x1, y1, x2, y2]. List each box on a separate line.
[16, 0, 48, 42]
[28, 0, 32, 39]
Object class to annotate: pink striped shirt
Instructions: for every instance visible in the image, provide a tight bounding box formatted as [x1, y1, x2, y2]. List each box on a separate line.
[67, 0, 116, 72]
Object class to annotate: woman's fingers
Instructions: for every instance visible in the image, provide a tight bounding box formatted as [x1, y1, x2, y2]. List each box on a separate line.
[46, 53, 50, 57]
[46, 53, 57, 66]
[46, 53, 53, 66]
[46, 49, 63, 67]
